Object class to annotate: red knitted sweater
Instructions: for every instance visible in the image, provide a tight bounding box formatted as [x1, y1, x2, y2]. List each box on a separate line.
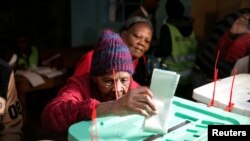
[216, 31, 250, 62]
[41, 74, 140, 133]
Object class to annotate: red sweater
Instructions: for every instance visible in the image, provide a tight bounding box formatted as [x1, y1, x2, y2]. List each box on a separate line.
[41, 74, 140, 133]
[216, 32, 250, 62]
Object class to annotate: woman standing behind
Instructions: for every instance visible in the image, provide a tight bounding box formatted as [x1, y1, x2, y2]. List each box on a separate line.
[74, 16, 153, 86]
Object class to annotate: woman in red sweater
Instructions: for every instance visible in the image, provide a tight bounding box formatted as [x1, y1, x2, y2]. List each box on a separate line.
[192, 8, 250, 89]
[73, 16, 153, 86]
[216, 13, 250, 62]
[41, 29, 157, 133]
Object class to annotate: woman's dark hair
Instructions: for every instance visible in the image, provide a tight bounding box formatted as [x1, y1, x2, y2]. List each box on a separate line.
[119, 16, 153, 33]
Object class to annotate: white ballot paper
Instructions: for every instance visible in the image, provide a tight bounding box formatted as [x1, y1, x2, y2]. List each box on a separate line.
[16, 70, 45, 87]
[34, 67, 63, 78]
[143, 68, 180, 134]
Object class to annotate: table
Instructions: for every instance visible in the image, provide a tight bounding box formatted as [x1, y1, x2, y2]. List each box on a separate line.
[15, 71, 68, 123]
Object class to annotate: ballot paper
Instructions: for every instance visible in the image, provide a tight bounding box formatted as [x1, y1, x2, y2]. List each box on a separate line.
[34, 67, 63, 78]
[143, 68, 180, 134]
[16, 70, 45, 87]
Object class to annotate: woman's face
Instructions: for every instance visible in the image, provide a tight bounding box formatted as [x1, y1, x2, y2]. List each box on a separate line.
[121, 23, 152, 60]
[93, 71, 131, 101]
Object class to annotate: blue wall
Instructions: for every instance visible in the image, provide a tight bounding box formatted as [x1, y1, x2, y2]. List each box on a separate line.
[71, 0, 191, 47]
[71, 0, 98, 47]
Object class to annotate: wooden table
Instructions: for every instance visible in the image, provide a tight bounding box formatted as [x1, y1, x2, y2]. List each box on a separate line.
[15, 72, 69, 123]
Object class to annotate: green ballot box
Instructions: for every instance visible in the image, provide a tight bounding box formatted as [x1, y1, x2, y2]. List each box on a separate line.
[68, 97, 250, 141]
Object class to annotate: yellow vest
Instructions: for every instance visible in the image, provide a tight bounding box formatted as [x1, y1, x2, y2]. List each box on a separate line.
[161, 23, 197, 85]
[17, 46, 39, 69]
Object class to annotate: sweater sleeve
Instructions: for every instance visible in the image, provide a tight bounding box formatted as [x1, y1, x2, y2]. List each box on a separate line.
[224, 33, 250, 62]
[216, 32, 250, 62]
[41, 75, 100, 133]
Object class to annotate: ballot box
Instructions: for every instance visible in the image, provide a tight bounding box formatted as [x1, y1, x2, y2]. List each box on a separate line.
[193, 73, 250, 117]
[68, 97, 250, 141]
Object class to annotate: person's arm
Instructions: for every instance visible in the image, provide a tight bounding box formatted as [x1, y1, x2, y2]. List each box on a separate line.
[0, 72, 23, 141]
[41, 75, 100, 133]
[96, 86, 157, 118]
[41, 75, 155, 133]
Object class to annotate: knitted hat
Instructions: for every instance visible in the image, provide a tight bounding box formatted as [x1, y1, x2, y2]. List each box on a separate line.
[90, 29, 134, 76]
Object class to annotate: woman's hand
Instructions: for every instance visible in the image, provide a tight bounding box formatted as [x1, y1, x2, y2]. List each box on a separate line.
[112, 86, 157, 118]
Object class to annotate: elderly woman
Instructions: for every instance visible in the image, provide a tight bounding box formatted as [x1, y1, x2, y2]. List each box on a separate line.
[41, 30, 156, 133]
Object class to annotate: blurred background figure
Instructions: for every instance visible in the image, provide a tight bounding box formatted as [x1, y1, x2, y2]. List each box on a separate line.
[0, 59, 23, 141]
[215, 13, 250, 65]
[14, 34, 39, 70]
[192, 8, 250, 89]
[154, 0, 197, 100]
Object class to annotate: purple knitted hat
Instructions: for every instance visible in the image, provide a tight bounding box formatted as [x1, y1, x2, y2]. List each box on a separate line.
[90, 29, 134, 76]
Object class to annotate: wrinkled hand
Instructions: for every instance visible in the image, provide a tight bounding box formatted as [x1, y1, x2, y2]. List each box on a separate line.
[113, 86, 157, 118]
[229, 14, 250, 35]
